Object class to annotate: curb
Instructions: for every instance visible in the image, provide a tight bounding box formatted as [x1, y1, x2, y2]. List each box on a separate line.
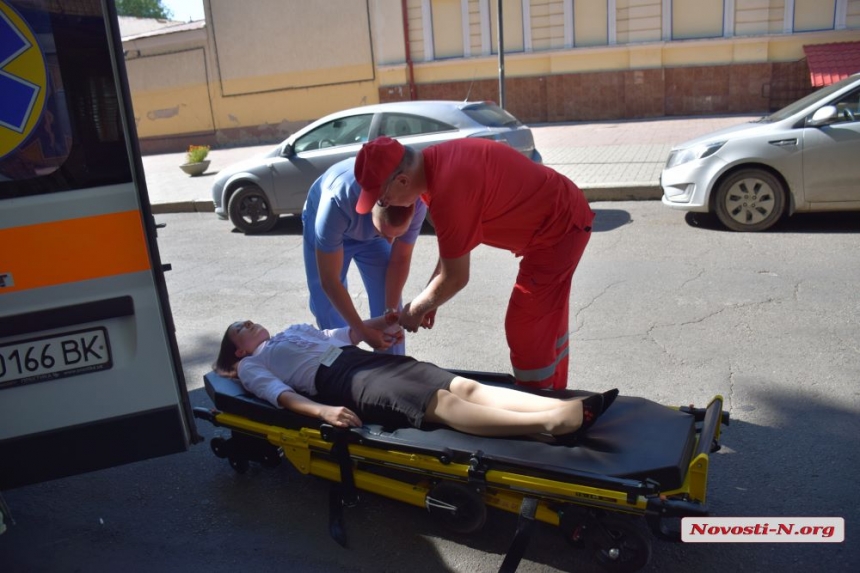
[151, 200, 216, 214]
[581, 184, 662, 201]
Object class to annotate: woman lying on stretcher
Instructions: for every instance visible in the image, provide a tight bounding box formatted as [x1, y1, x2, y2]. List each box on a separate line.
[214, 317, 617, 442]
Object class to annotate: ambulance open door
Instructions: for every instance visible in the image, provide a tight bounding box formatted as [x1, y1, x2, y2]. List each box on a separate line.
[0, 0, 200, 490]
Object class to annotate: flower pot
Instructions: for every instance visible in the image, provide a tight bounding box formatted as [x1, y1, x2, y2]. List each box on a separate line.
[180, 160, 210, 176]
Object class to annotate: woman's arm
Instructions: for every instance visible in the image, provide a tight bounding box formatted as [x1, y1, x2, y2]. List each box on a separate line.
[331, 317, 402, 347]
[276, 390, 362, 428]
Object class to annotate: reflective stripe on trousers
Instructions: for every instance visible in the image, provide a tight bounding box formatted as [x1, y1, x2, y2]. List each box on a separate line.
[506, 226, 591, 390]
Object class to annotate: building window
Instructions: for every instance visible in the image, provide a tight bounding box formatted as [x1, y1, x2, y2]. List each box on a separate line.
[431, 0, 465, 58]
[672, 0, 724, 39]
[794, 0, 836, 31]
[489, 0, 524, 54]
[575, 0, 609, 47]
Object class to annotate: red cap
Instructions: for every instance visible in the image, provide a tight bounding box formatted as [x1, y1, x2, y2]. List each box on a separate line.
[354, 137, 405, 214]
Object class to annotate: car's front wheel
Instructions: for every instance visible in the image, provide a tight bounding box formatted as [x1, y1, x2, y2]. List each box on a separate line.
[713, 168, 786, 232]
[227, 184, 279, 234]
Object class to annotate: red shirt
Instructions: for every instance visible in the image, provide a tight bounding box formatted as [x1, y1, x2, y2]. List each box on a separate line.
[421, 139, 593, 259]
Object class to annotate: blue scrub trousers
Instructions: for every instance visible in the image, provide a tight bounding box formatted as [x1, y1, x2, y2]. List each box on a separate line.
[302, 213, 405, 355]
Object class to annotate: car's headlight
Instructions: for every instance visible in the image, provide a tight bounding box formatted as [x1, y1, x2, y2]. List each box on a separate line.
[666, 141, 726, 169]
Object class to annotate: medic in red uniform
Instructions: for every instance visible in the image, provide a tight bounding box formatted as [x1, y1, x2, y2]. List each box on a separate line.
[354, 137, 593, 390]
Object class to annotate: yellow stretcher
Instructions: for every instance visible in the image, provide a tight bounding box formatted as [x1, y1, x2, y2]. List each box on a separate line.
[194, 370, 728, 573]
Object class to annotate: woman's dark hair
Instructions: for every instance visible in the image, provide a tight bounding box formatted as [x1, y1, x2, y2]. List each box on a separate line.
[213, 324, 240, 378]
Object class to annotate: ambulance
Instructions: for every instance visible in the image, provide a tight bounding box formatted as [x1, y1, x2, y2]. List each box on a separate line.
[0, 0, 199, 527]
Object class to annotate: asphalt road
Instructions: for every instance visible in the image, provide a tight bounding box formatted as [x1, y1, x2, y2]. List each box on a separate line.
[2, 203, 858, 572]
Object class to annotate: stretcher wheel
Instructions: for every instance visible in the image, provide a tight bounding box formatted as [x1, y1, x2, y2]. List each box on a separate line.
[210, 437, 228, 459]
[229, 457, 250, 474]
[425, 482, 487, 534]
[590, 516, 651, 573]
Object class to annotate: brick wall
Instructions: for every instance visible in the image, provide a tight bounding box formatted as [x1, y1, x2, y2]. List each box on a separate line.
[380, 61, 816, 122]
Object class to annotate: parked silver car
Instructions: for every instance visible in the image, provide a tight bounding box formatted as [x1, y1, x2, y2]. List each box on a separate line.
[661, 73, 860, 231]
[212, 100, 542, 233]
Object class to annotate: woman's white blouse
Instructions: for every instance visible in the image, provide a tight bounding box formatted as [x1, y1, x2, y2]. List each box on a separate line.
[237, 324, 352, 407]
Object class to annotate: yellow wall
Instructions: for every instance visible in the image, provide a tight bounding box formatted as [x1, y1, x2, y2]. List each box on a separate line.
[123, 0, 860, 145]
[735, 0, 786, 36]
[530, 0, 565, 52]
[209, 0, 374, 95]
[617, 0, 662, 44]
[369, 0, 406, 66]
[126, 49, 213, 137]
[850, 0, 860, 27]
[406, 0, 426, 61]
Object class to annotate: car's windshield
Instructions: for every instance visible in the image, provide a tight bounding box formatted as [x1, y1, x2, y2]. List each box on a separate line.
[293, 114, 372, 152]
[461, 102, 522, 128]
[763, 75, 860, 122]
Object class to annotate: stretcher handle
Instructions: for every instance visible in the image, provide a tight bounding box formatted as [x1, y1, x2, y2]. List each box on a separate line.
[679, 404, 730, 427]
[692, 397, 724, 459]
[645, 497, 710, 541]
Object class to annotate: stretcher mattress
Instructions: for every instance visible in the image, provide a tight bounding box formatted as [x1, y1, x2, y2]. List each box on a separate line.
[204, 371, 697, 491]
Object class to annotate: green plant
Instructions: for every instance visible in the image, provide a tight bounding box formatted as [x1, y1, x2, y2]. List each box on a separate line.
[186, 145, 210, 163]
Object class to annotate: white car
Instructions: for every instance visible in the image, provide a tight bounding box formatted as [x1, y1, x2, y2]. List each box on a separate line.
[661, 73, 860, 231]
[211, 100, 541, 233]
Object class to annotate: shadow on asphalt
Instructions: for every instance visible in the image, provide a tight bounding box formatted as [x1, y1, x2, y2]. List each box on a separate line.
[251, 208, 634, 238]
[592, 208, 632, 232]
[685, 211, 860, 233]
[230, 214, 304, 235]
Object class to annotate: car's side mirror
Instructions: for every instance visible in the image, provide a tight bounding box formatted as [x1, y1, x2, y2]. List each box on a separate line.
[281, 142, 295, 158]
[808, 105, 838, 127]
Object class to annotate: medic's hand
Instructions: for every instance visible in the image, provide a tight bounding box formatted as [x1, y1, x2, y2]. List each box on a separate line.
[399, 302, 426, 333]
[321, 406, 362, 428]
[420, 308, 436, 329]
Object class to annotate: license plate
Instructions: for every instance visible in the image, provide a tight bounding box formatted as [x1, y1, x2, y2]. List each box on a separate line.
[0, 327, 113, 389]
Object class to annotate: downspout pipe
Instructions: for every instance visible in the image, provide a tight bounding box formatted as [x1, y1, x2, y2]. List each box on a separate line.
[401, 0, 417, 100]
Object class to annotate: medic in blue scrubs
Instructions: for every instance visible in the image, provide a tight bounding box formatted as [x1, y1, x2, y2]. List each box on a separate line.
[302, 157, 426, 355]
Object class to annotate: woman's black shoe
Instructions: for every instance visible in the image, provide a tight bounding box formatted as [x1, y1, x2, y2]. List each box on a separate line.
[601, 388, 619, 413]
[554, 393, 604, 446]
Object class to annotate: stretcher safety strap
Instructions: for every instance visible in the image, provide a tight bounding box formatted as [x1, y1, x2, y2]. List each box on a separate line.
[327, 427, 358, 548]
[498, 496, 538, 573]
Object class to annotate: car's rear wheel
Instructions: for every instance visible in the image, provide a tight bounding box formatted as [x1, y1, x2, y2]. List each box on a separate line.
[228, 184, 279, 234]
[713, 168, 785, 232]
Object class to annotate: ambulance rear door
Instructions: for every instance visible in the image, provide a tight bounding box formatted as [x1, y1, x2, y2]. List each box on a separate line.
[0, 0, 199, 490]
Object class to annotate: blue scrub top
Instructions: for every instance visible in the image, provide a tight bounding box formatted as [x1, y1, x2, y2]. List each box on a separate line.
[304, 157, 426, 253]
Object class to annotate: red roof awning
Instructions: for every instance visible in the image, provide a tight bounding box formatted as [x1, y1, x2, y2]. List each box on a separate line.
[803, 41, 860, 87]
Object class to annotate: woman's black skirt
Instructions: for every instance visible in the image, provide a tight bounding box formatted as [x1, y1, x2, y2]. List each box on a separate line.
[313, 346, 455, 429]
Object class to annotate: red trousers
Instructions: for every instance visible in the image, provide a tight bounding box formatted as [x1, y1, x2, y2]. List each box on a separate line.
[505, 226, 592, 390]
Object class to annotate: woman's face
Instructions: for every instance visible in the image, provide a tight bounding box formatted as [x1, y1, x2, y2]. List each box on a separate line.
[229, 320, 270, 355]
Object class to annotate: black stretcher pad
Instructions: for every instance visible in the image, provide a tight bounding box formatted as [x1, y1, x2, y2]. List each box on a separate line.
[204, 371, 697, 491]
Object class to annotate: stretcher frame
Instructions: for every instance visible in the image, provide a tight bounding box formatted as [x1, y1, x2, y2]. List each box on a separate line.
[194, 369, 728, 573]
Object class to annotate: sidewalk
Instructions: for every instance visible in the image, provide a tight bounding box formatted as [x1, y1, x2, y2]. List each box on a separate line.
[143, 114, 760, 214]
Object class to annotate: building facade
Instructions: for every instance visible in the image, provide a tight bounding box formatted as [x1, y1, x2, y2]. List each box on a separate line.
[121, 0, 860, 153]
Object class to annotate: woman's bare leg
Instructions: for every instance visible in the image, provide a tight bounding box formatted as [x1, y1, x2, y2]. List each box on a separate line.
[423, 390, 583, 437]
[448, 377, 572, 412]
